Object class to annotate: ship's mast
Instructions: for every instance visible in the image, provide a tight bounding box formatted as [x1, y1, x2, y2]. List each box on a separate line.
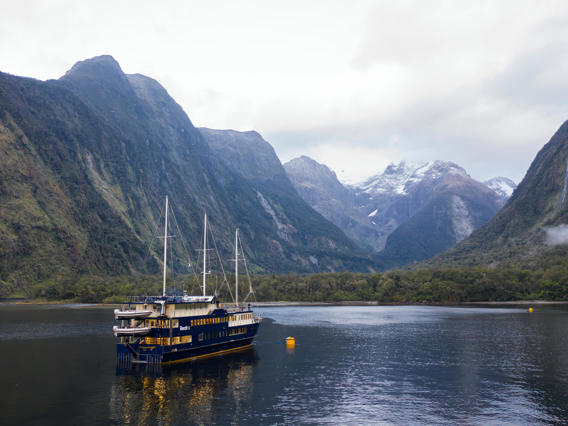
[202, 213, 207, 296]
[235, 228, 239, 307]
[162, 196, 168, 297]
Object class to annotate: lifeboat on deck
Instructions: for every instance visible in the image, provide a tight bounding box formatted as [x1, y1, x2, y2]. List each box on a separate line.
[114, 309, 152, 320]
[113, 325, 151, 336]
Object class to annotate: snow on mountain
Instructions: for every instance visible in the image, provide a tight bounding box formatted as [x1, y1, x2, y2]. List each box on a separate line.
[356, 161, 468, 197]
[484, 177, 517, 201]
[284, 155, 516, 269]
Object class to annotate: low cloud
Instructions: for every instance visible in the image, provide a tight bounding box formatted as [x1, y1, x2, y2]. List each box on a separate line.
[544, 225, 568, 247]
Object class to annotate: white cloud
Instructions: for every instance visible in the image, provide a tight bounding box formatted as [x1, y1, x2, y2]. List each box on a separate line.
[544, 225, 568, 247]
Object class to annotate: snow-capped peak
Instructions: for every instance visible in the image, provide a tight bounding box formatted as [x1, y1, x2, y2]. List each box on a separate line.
[484, 177, 516, 199]
[356, 160, 467, 197]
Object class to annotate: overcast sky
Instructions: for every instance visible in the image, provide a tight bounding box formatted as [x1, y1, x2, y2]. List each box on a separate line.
[2, 0, 568, 183]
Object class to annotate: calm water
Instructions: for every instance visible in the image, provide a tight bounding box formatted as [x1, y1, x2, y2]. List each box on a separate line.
[1, 304, 568, 424]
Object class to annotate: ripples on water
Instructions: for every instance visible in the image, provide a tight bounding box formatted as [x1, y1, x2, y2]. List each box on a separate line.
[1, 304, 567, 424]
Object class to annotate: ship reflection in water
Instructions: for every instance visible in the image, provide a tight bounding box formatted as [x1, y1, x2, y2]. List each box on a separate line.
[110, 348, 257, 424]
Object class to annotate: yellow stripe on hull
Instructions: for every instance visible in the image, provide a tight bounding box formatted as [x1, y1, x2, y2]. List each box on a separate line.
[162, 343, 254, 365]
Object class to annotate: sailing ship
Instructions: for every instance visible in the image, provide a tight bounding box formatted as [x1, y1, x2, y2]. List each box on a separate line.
[114, 196, 262, 365]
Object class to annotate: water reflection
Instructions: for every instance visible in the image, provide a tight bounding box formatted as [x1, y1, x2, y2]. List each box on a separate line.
[2, 305, 568, 424]
[110, 349, 257, 424]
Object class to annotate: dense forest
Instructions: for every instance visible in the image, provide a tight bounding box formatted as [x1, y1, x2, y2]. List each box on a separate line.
[5, 253, 568, 303]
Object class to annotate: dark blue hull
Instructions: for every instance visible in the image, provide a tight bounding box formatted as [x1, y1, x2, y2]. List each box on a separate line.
[117, 322, 260, 365]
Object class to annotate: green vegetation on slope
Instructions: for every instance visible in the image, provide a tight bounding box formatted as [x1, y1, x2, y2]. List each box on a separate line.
[0, 56, 374, 293]
[430, 121, 568, 268]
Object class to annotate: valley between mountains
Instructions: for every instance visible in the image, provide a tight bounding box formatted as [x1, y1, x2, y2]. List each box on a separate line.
[2, 55, 568, 301]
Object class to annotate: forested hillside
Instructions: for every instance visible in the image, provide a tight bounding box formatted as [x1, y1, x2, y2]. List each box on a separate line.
[0, 55, 373, 295]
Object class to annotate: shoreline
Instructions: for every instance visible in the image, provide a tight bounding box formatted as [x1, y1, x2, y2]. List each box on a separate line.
[255, 300, 568, 306]
[2, 299, 568, 307]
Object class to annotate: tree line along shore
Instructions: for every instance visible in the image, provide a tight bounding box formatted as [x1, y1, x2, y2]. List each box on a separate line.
[3, 265, 568, 304]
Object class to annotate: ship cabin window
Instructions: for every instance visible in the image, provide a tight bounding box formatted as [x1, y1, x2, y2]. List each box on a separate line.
[156, 337, 171, 346]
[198, 333, 204, 342]
[181, 335, 192, 343]
[172, 319, 179, 328]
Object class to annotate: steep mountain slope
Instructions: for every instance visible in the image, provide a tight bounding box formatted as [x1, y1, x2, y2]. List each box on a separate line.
[200, 129, 372, 271]
[199, 128, 286, 184]
[0, 68, 156, 288]
[375, 171, 504, 268]
[0, 55, 373, 290]
[283, 156, 381, 251]
[430, 121, 568, 268]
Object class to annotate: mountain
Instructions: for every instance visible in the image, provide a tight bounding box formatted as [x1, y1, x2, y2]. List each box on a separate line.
[374, 166, 505, 268]
[283, 156, 381, 251]
[0, 55, 373, 291]
[199, 128, 285, 184]
[284, 158, 508, 269]
[484, 177, 517, 204]
[199, 128, 371, 271]
[355, 161, 468, 250]
[430, 121, 568, 268]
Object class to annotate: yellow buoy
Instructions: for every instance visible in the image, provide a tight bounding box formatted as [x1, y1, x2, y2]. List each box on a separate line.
[285, 336, 296, 348]
[529, 307, 534, 313]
